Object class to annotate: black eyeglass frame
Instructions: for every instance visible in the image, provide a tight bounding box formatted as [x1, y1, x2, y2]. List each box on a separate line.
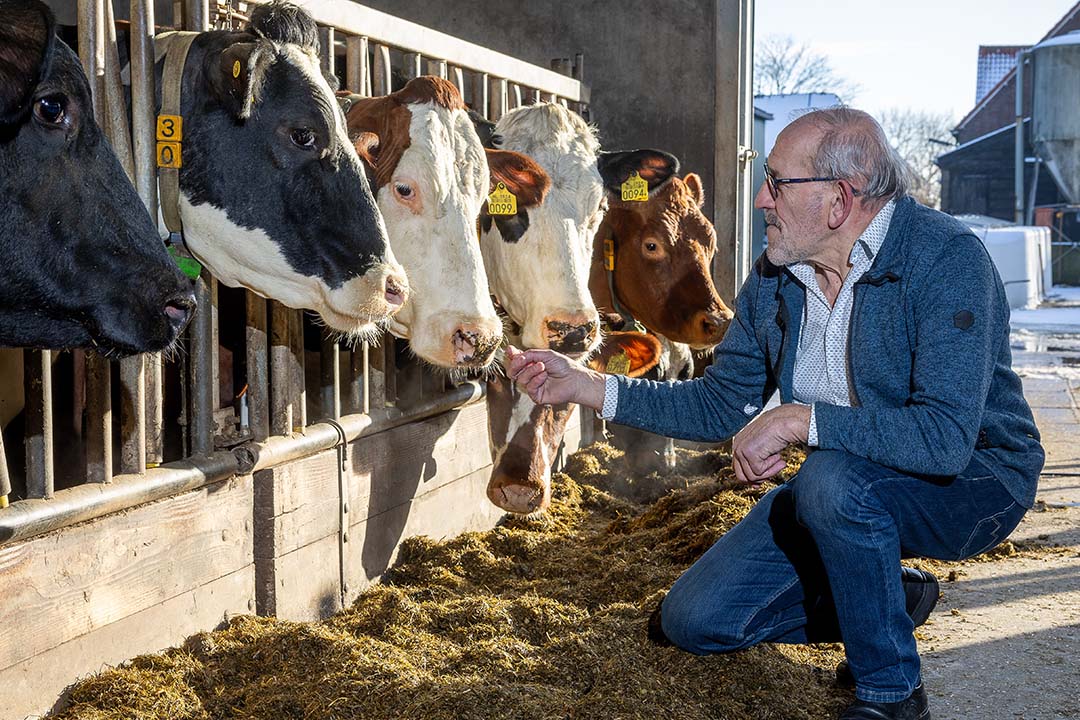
[763, 160, 863, 199]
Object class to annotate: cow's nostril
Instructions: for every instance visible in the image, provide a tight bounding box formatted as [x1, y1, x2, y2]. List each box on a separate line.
[163, 292, 196, 332]
[384, 275, 407, 307]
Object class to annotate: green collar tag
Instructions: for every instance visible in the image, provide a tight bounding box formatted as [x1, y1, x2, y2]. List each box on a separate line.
[168, 244, 202, 280]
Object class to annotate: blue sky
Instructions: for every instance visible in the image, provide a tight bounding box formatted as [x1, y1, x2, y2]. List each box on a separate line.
[755, 0, 1076, 122]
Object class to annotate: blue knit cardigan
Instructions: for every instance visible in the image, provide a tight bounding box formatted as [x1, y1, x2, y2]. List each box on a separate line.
[611, 196, 1044, 507]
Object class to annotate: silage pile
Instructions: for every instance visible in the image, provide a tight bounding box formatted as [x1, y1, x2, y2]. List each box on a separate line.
[54, 443, 850, 720]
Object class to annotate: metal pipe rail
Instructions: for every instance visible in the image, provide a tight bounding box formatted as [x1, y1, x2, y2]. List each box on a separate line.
[0, 381, 484, 548]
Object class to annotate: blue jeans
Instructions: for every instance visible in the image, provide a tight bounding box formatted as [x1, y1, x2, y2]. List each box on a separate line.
[659, 449, 1027, 703]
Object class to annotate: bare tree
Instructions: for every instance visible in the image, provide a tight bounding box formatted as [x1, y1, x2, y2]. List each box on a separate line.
[879, 108, 956, 209]
[754, 35, 860, 100]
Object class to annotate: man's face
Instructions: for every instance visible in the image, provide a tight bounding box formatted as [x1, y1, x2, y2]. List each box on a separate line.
[754, 123, 830, 266]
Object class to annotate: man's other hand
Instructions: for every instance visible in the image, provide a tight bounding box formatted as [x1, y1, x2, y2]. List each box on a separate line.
[731, 404, 811, 485]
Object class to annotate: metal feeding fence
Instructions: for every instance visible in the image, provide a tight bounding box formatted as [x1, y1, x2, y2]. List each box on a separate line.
[0, 0, 588, 546]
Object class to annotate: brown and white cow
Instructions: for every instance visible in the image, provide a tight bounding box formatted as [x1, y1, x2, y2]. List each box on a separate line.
[588, 165, 735, 471]
[341, 77, 512, 369]
[478, 103, 686, 513]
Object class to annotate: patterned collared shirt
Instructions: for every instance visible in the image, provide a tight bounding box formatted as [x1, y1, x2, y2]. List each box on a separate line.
[792, 199, 895, 444]
[599, 200, 897, 448]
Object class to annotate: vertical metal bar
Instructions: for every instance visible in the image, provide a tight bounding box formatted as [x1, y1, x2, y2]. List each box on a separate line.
[85, 354, 112, 483]
[345, 36, 368, 95]
[289, 311, 306, 430]
[131, 0, 163, 465]
[450, 66, 465, 94]
[83, 0, 112, 488]
[318, 26, 335, 76]
[347, 344, 366, 414]
[382, 338, 397, 407]
[24, 350, 53, 499]
[185, 0, 209, 31]
[119, 356, 146, 474]
[510, 83, 523, 109]
[189, 275, 215, 455]
[427, 58, 447, 79]
[489, 77, 508, 121]
[270, 301, 292, 436]
[404, 52, 422, 80]
[0, 433, 10, 507]
[320, 332, 340, 421]
[77, 0, 103, 119]
[210, 278, 220, 414]
[1015, 50, 1029, 225]
[361, 343, 370, 414]
[531, 88, 542, 105]
[373, 43, 391, 95]
[472, 73, 489, 119]
[573, 52, 585, 82]
[245, 292, 270, 442]
[103, 0, 134, 178]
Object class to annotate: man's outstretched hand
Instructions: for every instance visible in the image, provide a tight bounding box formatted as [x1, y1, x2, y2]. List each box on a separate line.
[731, 404, 811, 485]
[504, 346, 606, 410]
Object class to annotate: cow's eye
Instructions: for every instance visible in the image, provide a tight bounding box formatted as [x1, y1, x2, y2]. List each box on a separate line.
[394, 183, 413, 199]
[33, 96, 65, 125]
[290, 128, 316, 148]
[645, 242, 658, 252]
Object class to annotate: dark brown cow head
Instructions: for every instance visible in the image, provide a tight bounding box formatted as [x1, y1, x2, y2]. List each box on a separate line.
[590, 154, 733, 349]
[487, 332, 661, 514]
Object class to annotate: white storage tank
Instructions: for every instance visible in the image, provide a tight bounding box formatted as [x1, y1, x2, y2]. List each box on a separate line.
[958, 216, 1053, 310]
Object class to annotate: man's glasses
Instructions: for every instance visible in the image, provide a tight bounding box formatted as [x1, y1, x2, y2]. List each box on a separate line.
[763, 161, 862, 200]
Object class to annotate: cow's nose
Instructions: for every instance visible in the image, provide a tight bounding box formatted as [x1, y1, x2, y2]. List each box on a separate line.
[163, 291, 197, 335]
[384, 273, 408, 308]
[700, 309, 733, 341]
[544, 318, 599, 355]
[451, 323, 501, 367]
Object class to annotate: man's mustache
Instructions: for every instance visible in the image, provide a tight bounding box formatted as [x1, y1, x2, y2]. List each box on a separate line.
[764, 213, 780, 228]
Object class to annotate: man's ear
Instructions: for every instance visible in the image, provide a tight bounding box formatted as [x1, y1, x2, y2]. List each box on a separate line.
[207, 41, 264, 120]
[597, 149, 680, 197]
[684, 173, 705, 208]
[586, 331, 663, 378]
[0, 0, 56, 126]
[827, 182, 856, 230]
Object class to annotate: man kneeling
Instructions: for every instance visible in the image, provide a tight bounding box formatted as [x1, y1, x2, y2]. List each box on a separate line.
[505, 108, 1043, 720]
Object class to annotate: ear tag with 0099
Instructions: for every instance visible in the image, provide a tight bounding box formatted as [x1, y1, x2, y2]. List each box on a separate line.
[605, 351, 631, 376]
[487, 182, 517, 216]
[621, 171, 649, 202]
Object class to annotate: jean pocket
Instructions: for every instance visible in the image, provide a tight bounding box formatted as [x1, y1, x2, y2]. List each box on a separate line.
[957, 502, 1023, 559]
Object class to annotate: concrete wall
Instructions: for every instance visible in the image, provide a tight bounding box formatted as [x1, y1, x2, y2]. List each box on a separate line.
[354, 0, 723, 220]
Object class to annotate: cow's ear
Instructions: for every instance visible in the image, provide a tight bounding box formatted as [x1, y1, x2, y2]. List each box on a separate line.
[484, 149, 550, 209]
[0, 0, 56, 126]
[684, 173, 705, 208]
[598, 149, 680, 197]
[341, 95, 411, 189]
[208, 42, 265, 120]
[586, 331, 662, 378]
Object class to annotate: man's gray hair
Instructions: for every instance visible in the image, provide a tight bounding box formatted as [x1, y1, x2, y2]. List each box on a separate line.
[800, 107, 909, 202]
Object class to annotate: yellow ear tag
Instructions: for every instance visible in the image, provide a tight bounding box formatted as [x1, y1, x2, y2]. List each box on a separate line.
[232, 60, 241, 78]
[621, 171, 649, 202]
[605, 351, 631, 376]
[603, 238, 615, 271]
[487, 182, 517, 216]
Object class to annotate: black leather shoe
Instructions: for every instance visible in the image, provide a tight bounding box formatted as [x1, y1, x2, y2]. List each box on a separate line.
[835, 568, 940, 688]
[839, 682, 930, 719]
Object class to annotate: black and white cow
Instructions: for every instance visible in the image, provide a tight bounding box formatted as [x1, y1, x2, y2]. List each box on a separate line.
[0, 0, 194, 354]
[161, 1, 407, 338]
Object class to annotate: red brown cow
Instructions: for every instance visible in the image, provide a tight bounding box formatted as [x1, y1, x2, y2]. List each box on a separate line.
[588, 165, 734, 472]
